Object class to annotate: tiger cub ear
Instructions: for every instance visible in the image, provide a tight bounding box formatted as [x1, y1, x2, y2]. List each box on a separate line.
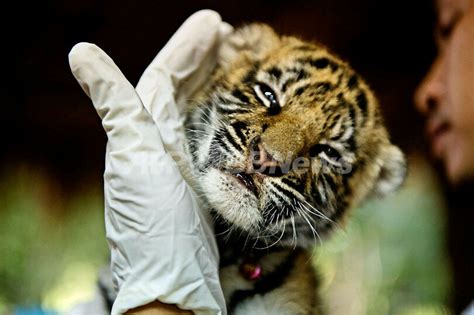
[373, 144, 407, 197]
[218, 23, 280, 69]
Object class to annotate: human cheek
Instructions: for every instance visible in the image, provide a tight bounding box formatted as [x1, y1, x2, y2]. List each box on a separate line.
[446, 6, 474, 131]
[444, 7, 474, 181]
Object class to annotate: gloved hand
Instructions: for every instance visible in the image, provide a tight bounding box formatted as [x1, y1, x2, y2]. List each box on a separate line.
[68, 10, 232, 315]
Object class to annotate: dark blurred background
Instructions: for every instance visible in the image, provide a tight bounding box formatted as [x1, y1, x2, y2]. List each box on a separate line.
[1, 0, 472, 314]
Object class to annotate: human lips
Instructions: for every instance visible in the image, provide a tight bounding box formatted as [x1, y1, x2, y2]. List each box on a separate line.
[426, 117, 452, 158]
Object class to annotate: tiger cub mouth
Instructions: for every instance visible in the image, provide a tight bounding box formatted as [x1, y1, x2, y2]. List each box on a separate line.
[232, 172, 258, 197]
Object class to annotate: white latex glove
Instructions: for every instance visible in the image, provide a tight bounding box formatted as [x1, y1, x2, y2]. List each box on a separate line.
[68, 10, 232, 315]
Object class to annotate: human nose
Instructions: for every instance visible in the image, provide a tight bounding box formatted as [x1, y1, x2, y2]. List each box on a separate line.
[414, 54, 446, 116]
[414, 55, 446, 115]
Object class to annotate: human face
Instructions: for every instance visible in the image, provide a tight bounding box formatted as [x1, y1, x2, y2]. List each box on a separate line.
[415, 0, 474, 185]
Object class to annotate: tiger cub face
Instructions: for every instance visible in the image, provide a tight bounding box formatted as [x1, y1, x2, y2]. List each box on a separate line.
[186, 24, 406, 248]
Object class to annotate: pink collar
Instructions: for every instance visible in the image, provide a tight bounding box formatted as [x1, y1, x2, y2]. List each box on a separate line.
[239, 262, 263, 280]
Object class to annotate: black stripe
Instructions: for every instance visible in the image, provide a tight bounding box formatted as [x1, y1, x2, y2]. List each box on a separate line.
[298, 57, 339, 71]
[267, 66, 282, 80]
[228, 250, 301, 312]
[216, 107, 249, 115]
[294, 84, 308, 97]
[285, 67, 309, 81]
[347, 103, 361, 139]
[322, 174, 337, 194]
[243, 63, 260, 84]
[311, 57, 330, 69]
[187, 138, 199, 164]
[327, 113, 341, 130]
[347, 73, 359, 89]
[296, 69, 310, 81]
[311, 179, 324, 206]
[282, 78, 297, 93]
[348, 103, 356, 124]
[216, 103, 250, 115]
[347, 105, 358, 151]
[346, 135, 357, 152]
[314, 82, 333, 94]
[272, 181, 298, 204]
[207, 136, 227, 168]
[224, 130, 242, 152]
[327, 114, 344, 141]
[282, 177, 304, 192]
[269, 188, 294, 219]
[232, 88, 249, 103]
[336, 93, 347, 109]
[230, 121, 248, 145]
[356, 90, 368, 117]
[318, 174, 330, 206]
[213, 133, 231, 153]
[303, 82, 335, 106]
[329, 130, 343, 142]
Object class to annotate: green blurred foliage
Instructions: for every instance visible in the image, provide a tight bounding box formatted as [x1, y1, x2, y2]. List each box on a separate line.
[0, 167, 108, 312]
[315, 157, 451, 315]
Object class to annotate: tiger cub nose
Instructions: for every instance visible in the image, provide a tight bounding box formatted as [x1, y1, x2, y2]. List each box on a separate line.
[250, 137, 288, 176]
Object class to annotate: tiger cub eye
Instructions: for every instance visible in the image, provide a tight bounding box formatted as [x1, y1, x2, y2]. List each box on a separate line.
[309, 144, 341, 161]
[254, 83, 281, 115]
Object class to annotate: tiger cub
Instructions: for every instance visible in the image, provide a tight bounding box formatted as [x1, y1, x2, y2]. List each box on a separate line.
[185, 24, 406, 315]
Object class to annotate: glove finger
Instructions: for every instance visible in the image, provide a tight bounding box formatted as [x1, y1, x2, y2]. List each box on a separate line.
[69, 44, 204, 246]
[69, 42, 166, 154]
[135, 11, 233, 156]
